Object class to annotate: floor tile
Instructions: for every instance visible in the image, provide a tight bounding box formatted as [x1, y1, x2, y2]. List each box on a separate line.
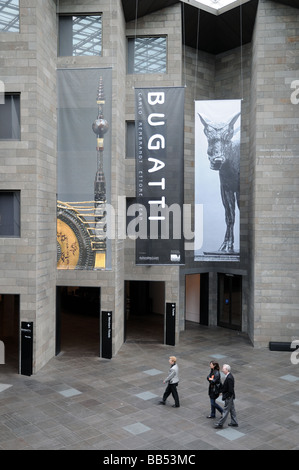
[209, 354, 227, 359]
[215, 428, 245, 441]
[280, 374, 299, 382]
[0, 384, 12, 392]
[58, 388, 82, 397]
[123, 422, 151, 435]
[143, 369, 162, 376]
[135, 391, 158, 400]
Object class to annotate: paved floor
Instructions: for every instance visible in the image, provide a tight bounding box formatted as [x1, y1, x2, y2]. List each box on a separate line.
[0, 321, 299, 451]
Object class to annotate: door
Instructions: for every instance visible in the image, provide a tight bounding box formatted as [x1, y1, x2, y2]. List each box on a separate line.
[56, 287, 61, 355]
[0, 294, 19, 372]
[185, 273, 209, 325]
[56, 286, 101, 356]
[218, 273, 242, 330]
[200, 273, 209, 325]
[124, 281, 164, 343]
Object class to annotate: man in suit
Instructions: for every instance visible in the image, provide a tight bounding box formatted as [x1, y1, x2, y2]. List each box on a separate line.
[214, 364, 238, 428]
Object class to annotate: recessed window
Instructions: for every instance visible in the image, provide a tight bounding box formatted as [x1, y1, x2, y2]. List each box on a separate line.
[0, 0, 19, 33]
[0, 191, 20, 237]
[0, 93, 20, 140]
[128, 37, 167, 74]
[58, 14, 102, 56]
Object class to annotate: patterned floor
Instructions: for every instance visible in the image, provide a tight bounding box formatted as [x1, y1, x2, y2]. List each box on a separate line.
[0, 320, 298, 451]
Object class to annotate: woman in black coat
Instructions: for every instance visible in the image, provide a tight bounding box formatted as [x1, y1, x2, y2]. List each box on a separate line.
[207, 361, 223, 418]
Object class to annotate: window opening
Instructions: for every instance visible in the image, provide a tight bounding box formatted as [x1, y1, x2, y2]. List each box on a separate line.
[128, 37, 167, 74]
[0, 0, 19, 33]
[58, 14, 102, 56]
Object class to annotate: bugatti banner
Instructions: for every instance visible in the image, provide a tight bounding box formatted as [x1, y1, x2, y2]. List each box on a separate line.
[135, 87, 185, 265]
[194, 100, 241, 262]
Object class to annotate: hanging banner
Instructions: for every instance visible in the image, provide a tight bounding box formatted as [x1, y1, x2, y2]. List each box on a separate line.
[194, 100, 241, 262]
[134, 87, 185, 265]
[57, 68, 112, 270]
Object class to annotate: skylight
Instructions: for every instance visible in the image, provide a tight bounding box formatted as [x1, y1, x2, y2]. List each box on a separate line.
[181, 0, 251, 15]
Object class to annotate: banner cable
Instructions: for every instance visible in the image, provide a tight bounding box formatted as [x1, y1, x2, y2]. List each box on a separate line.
[239, 0, 244, 100]
[182, 2, 186, 87]
[194, 8, 201, 101]
[134, 0, 139, 42]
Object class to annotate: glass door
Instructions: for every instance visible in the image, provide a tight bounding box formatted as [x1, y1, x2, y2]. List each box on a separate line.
[218, 273, 242, 330]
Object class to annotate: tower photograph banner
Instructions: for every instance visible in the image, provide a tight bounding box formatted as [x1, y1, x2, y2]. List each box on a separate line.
[194, 100, 241, 262]
[135, 87, 185, 265]
[57, 67, 112, 270]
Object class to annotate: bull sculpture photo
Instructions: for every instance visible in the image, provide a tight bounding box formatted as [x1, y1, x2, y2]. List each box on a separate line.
[198, 112, 240, 253]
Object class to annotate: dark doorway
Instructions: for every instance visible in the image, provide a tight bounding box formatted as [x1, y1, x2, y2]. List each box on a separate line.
[56, 286, 101, 356]
[0, 294, 19, 372]
[200, 273, 209, 325]
[218, 273, 242, 330]
[124, 281, 164, 343]
[185, 273, 209, 325]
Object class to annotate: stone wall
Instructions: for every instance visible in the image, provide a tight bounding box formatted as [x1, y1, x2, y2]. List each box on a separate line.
[181, 41, 251, 334]
[0, 0, 57, 371]
[250, 0, 299, 346]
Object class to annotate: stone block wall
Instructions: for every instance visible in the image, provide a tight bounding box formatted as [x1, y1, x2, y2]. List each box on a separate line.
[0, 0, 57, 371]
[181, 40, 251, 334]
[250, 0, 299, 346]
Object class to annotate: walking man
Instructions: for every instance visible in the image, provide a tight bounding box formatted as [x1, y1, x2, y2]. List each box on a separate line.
[214, 364, 238, 428]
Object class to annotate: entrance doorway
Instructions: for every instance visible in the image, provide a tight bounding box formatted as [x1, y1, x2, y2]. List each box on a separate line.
[218, 273, 242, 330]
[56, 286, 100, 356]
[185, 273, 209, 325]
[124, 281, 164, 343]
[0, 294, 19, 372]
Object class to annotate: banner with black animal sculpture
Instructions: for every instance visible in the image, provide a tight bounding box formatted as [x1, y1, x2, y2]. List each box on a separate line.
[194, 100, 241, 262]
[135, 87, 185, 265]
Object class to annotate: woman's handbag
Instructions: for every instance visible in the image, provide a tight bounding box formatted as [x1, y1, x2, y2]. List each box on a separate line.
[214, 381, 222, 396]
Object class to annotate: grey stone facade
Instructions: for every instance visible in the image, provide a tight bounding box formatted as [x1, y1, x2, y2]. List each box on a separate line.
[0, 0, 298, 373]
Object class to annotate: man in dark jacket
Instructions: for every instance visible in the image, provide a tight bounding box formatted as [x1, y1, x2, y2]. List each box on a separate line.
[214, 364, 238, 428]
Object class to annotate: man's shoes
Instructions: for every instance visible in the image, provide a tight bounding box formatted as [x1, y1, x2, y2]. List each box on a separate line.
[228, 423, 238, 427]
[206, 415, 215, 418]
[214, 424, 223, 428]
[158, 401, 180, 407]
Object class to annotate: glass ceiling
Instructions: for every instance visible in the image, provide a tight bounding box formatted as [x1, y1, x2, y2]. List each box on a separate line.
[181, 0, 251, 15]
[72, 16, 102, 56]
[0, 0, 19, 32]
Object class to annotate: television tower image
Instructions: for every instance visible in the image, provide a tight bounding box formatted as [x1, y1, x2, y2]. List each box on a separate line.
[92, 76, 109, 268]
